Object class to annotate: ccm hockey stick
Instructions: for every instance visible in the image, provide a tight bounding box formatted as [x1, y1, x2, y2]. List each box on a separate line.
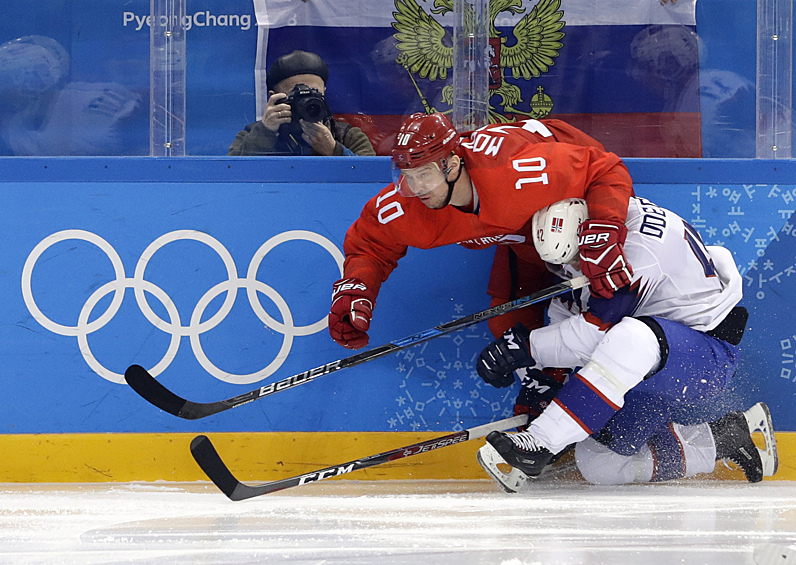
[125, 275, 588, 420]
[191, 413, 530, 500]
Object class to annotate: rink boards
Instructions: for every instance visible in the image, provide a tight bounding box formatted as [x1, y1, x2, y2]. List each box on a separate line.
[0, 156, 794, 482]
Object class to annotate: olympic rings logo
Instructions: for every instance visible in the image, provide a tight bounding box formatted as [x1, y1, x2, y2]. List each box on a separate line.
[21, 229, 343, 385]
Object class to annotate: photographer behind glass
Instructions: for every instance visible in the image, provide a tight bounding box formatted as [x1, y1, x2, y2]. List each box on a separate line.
[228, 50, 375, 156]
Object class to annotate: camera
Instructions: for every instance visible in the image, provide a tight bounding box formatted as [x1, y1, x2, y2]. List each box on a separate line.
[278, 83, 331, 144]
[285, 83, 330, 123]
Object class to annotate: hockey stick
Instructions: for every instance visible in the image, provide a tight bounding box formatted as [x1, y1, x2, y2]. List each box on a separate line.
[125, 275, 588, 420]
[191, 413, 530, 501]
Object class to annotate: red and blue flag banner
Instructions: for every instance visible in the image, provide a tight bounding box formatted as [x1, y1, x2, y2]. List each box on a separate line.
[253, 0, 699, 157]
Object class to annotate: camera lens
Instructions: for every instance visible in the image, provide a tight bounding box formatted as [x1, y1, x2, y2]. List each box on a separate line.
[286, 85, 329, 123]
[302, 100, 324, 121]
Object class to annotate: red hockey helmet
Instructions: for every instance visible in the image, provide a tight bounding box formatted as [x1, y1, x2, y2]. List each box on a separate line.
[391, 113, 461, 197]
[392, 113, 460, 170]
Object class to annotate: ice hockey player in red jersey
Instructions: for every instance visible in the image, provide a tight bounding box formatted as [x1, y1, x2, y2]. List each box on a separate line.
[475, 197, 778, 491]
[329, 112, 635, 350]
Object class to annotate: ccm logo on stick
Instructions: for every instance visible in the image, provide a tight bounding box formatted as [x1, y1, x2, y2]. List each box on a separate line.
[297, 464, 356, 485]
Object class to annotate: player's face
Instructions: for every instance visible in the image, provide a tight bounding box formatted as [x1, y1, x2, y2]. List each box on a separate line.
[416, 182, 453, 209]
[397, 162, 450, 208]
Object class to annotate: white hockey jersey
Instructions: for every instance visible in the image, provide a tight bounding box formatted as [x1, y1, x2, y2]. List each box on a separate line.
[529, 196, 743, 370]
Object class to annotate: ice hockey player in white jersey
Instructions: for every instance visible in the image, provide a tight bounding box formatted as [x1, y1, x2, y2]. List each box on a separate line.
[476, 196, 778, 492]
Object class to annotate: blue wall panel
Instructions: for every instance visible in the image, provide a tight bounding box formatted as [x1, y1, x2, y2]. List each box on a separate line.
[1, 157, 795, 435]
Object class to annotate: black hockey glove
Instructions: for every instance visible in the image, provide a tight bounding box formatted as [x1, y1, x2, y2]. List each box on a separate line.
[514, 368, 566, 420]
[477, 323, 535, 388]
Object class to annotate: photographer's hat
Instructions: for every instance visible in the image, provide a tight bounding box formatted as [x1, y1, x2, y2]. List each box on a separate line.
[266, 50, 329, 91]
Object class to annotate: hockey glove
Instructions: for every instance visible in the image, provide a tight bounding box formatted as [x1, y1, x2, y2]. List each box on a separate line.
[476, 323, 535, 388]
[577, 219, 633, 299]
[329, 278, 375, 349]
[514, 368, 567, 425]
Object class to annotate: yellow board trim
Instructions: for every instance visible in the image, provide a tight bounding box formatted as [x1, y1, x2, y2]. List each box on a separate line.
[0, 431, 793, 483]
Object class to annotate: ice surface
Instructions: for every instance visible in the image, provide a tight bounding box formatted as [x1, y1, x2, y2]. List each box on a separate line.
[1, 480, 795, 564]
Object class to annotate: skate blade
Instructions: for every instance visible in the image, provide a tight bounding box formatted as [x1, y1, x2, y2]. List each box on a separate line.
[744, 402, 779, 477]
[477, 442, 529, 493]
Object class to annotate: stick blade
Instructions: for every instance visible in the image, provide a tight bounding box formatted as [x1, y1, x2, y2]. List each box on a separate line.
[190, 435, 242, 500]
[124, 364, 188, 417]
[190, 435, 260, 501]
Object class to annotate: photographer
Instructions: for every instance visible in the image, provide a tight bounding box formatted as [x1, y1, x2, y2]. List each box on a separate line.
[228, 50, 375, 156]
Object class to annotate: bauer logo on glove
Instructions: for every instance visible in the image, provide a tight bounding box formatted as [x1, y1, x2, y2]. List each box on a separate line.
[329, 277, 376, 350]
[577, 219, 633, 299]
[578, 231, 611, 246]
[332, 280, 368, 296]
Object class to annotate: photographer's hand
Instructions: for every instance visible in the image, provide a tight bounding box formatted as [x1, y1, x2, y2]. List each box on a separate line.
[300, 120, 336, 156]
[262, 92, 292, 133]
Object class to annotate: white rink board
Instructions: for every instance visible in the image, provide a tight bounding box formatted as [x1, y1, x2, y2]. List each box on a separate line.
[1, 480, 796, 564]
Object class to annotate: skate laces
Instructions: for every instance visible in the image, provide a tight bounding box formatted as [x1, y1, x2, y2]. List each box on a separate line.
[508, 431, 544, 452]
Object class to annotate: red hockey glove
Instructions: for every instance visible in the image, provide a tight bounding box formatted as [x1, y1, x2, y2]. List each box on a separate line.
[577, 219, 633, 299]
[329, 278, 376, 349]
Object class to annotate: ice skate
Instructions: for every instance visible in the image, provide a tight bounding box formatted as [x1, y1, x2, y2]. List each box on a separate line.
[477, 441, 530, 493]
[709, 402, 778, 483]
[477, 430, 554, 492]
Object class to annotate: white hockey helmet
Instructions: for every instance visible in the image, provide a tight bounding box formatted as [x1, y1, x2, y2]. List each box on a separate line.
[532, 198, 588, 264]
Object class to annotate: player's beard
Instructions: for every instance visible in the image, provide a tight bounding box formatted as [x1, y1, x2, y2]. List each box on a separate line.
[419, 179, 456, 210]
[419, 192, 446, 209]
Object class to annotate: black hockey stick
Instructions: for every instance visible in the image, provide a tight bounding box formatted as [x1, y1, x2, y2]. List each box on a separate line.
[125, 275, 588, 420]
[191, 413, 530, 501]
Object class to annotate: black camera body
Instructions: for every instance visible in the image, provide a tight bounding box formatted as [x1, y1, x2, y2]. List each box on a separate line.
[285, 83, 330, 123]
[278, 83, 331, 144]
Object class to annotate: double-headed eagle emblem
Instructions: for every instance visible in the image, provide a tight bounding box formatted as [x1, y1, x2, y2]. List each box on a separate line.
[392, 0, 565, 122]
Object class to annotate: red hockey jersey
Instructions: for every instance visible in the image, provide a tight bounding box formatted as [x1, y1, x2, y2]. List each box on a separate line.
[343, 119, 634, 298]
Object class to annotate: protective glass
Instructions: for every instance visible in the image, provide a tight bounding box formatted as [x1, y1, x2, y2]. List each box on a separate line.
[391, 161, 447, 197]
